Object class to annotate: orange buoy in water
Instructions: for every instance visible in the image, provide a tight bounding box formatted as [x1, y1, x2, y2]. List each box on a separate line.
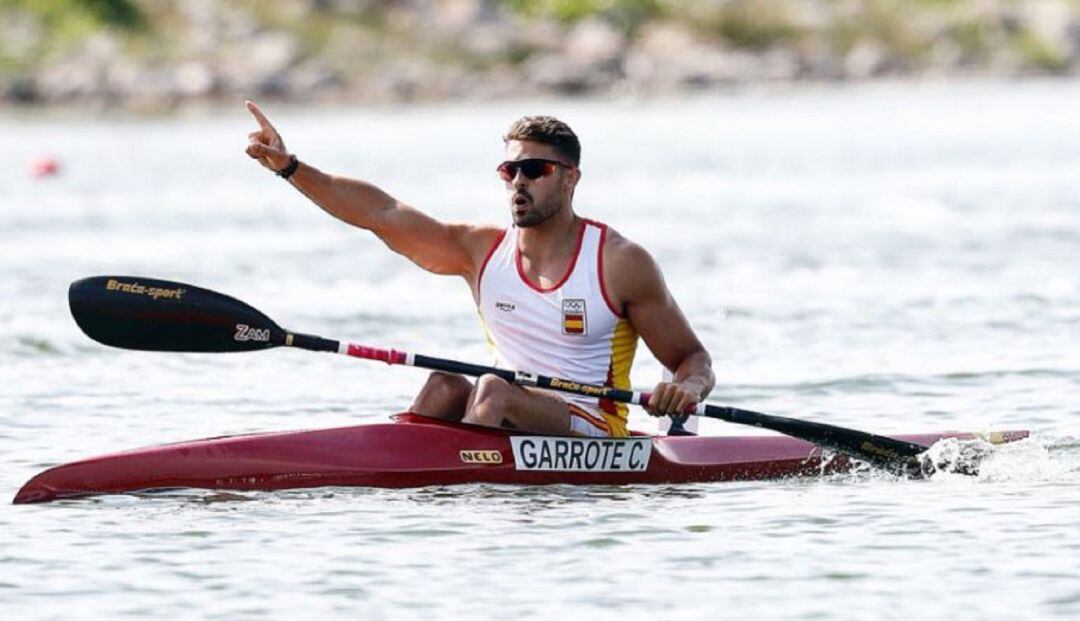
[30, 156, 60, 178]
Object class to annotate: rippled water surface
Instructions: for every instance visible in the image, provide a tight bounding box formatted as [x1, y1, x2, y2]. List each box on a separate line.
[3, 81, 1080, 619]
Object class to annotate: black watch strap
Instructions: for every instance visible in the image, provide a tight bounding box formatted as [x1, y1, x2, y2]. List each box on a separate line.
[276, 155, 299, 179]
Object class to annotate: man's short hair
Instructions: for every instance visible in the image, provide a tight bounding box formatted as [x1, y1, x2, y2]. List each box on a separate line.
[503, 116, 581, 166]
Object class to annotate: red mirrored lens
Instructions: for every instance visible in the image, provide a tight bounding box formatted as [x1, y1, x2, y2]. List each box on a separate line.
[497, 159, 560, 181]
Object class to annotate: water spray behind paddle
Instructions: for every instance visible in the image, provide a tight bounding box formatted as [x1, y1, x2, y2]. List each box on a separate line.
[920, 437, 998, 476]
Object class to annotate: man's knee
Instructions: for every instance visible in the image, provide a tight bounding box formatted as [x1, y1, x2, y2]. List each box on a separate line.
[423, 371, 471, 395]
[468, 375, 513, 424]
[473, 374, 512, 403]
[467, 376, 569, 434]
[411, 372, 471, 418]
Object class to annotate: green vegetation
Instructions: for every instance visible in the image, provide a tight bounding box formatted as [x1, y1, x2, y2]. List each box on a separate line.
[3, 0, 145, 32]
[1, 0, 146, 71]
[687, 0, 803, 51]
[81, 0, 145, 29]
[830, 0, 933, 68]
[501, 0, 664, 24]
[1013, 30, 1070, 73]
[949, 19, 992, 65]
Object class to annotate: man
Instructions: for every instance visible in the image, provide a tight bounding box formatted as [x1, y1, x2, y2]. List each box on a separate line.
[245, 101, 713, 438]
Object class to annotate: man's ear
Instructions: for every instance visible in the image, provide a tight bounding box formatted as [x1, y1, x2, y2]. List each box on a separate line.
[567, 167, 581, 187]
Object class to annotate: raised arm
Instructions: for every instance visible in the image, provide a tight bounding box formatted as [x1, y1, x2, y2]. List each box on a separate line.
[244, 100, 497, 279]
[604, 233, 715, 415]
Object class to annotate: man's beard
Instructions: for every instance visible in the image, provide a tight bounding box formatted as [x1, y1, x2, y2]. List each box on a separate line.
[513, 197, 560, 227]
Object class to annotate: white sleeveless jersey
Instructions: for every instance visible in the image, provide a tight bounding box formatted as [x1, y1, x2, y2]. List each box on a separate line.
[477, 219, 638, 432]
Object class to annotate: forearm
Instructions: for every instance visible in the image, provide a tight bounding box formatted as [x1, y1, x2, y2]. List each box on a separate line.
[287, 160, 395, 231]
[672, 350, 715, 400]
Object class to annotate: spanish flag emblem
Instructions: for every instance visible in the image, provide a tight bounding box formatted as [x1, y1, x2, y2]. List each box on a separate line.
[562, 299, 587, 335]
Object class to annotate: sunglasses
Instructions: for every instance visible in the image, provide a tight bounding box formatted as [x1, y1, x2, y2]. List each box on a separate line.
[496, 158, 572, 182]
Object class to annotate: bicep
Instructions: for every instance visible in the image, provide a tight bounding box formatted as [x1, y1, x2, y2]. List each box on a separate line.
[627, 286, 705, 373]
[616, 247, 706, 372]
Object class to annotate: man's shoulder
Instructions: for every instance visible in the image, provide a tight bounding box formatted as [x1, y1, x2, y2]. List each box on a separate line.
[452, 223, 505, 250]
[598, 224, 654, 270]
[453, 222, 505, 236]
[597, 223, 665, 309]
[452, 224, 507, 283]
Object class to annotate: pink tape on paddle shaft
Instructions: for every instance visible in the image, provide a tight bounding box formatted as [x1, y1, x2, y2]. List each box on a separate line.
[346, 343, 407, 365]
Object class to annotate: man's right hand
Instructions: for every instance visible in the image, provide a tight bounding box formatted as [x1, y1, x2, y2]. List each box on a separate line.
[245, 100, 293, 172]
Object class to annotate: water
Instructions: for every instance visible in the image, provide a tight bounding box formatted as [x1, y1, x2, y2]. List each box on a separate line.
[3, 80, 1080, 619]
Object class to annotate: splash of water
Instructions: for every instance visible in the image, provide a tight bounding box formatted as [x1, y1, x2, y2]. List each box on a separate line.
[924, 433, 1080, 483]
[921, 437, 995, 476]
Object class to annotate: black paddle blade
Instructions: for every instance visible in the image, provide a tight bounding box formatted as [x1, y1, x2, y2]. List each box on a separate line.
[69, 276, 286, 353]
[705, 405, 929, 477]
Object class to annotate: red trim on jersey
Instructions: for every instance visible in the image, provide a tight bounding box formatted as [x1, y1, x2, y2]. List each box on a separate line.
[514, 220, 587, 293]
[476, 228, 508, 305]
[591, 220, 624, 318]
[568, 403, 611, 433]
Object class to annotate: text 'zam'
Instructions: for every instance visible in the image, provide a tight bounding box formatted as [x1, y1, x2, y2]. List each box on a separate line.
[234, 324, 270, 342]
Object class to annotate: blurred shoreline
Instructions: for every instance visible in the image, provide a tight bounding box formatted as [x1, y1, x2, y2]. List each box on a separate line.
[3, 0, 1080, 114]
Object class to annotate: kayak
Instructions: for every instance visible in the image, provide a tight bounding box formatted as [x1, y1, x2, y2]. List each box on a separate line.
[13, 414, 1028, 504]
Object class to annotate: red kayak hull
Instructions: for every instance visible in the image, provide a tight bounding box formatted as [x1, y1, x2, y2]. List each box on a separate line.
[13, 414, 1029, 504]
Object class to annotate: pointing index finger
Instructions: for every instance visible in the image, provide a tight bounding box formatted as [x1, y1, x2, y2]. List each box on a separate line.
[245, 100, 274, 132]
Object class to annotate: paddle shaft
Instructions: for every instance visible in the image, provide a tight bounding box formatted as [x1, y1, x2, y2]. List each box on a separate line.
[290, 331, 928, 475]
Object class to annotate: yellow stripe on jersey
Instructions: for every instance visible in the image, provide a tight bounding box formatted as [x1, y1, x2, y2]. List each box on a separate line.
[477, 309, 498, 354]
[603, 318, 638, 425]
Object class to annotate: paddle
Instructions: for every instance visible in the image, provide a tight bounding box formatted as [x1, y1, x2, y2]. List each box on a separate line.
[69, 275, 934, 477]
